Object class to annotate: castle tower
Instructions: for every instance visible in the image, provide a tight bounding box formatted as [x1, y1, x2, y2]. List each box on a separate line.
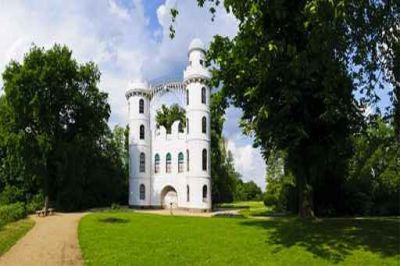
[126, 81, 151, 207]
[184, 39, 212, 211]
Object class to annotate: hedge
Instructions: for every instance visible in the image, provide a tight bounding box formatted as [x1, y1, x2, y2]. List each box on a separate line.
[0, 202, 27, 227]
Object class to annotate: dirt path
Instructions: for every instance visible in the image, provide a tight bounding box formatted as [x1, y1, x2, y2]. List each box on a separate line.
[0, 212, 87, 266]
[134, 208, 241, 217]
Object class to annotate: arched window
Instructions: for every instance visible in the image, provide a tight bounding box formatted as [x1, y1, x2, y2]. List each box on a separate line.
[186, 149, 190, 171]
[140, 152, 145, 173]
[202, 185, 207, 201]
[139, 99, 144, 114]
[154, 154, 160, 173]
[186, 185, 190, 202]
[201, 87, 206, 104]
[178, 122, 183, 133]
[140, 125, 145, 140]
[166, 153, 171, 173]
[202, 149, 207, 171]
[186, 91, 189, 105]
[140, 184, 145, 200]
[202, 116, 207, 134]
[186, 118, 189, 134]
[178, 152, 184, 173]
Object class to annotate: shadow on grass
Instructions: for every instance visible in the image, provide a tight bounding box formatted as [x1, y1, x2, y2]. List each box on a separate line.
[98, 217, 129, 224]
[240, 217, 400, 263]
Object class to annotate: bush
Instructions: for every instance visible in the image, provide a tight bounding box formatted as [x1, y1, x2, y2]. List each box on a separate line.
[26, 194, 44, 214]
[111, 203, 121, 210]
[0, 186, 24, 205]
[0, 202, 27, 227]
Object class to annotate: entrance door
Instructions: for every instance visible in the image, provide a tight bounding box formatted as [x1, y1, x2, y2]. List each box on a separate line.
[161, 186, 178, 209]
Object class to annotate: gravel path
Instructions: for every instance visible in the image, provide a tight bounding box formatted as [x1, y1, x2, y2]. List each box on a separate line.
[0, 212, 87, 266]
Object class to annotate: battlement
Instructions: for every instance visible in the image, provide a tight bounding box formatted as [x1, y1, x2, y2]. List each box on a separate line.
[154, 120, 186, 142]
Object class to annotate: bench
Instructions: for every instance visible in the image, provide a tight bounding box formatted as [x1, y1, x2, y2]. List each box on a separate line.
[35, 208, 55, 217]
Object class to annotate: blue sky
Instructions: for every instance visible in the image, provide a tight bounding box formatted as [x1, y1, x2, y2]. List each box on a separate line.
[1, 1, 392, 191]
[0, 0, 267, 189]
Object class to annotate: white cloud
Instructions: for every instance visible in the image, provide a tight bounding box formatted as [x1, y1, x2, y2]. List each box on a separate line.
[0, 0, 266, 190]
[226, 136, 267, 191]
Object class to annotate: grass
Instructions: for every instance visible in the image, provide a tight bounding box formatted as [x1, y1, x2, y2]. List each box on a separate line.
[79, 211, 399, 265]
[0, 218, 35, 256]
[217, 201, 276, 217]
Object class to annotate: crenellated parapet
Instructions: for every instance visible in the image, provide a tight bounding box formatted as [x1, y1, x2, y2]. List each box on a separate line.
[127, 38, 212, 212]
[154, 121, 186, 141]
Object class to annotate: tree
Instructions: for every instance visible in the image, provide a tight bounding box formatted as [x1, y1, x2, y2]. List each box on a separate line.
[235, 180, 263, 201]
[155, 104, 186, 133]
[1, 45, 110, 212]
[264, 150, 296, 212]
[209, 92, 239, 203]
[345, 119, 400, 216]
[174, 0, 400, 217]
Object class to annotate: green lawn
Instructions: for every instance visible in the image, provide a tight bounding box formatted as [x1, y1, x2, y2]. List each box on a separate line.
[79, 211, 399, 265]
[217, 201, 275, 217]
[0, 218, 34, 256]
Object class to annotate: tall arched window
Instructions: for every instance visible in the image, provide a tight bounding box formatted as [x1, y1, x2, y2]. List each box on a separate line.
[202, 149, 207, 171]
[186, 118, 189, 134]
[202, 116, 207, 134]
[139, 99, 144, 113]
[166, 153, 171, 173]
[186, 149, 190, 171]
[186, 185, 190, 202]
[201, 87, 206, 104]
[202, 185, 207, 201]
[140, 125, 145, 140]
[178, 122, 183, 133]
[140, 184, 145, 200]
[154, 154, 160, 173]
[140, 152, 145, 173]
[178, 152, 184, 173]
[186, 91, 189, 105]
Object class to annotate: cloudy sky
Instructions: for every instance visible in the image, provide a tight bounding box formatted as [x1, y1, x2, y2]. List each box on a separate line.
[0, 0, 267, 189]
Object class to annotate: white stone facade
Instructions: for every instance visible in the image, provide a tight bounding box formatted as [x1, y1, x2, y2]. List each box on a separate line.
[126, 39, 211, 211]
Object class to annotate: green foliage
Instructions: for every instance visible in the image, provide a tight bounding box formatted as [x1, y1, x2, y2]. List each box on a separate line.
[234, 180, 263, 202]
[345, 120, 400, 216]
[0, 45, 128, 211]
[210, 92, 239, 203]
[155, 104, 186, 133]
[0, 203, 26, 227]
[0, 186, 24, 205]
[180, 0, 400, 216]
[111, 203, 121, 210]
[79, 212, 400, 265]
[264, 151, 296, 212]
[26, 194, 44, 214]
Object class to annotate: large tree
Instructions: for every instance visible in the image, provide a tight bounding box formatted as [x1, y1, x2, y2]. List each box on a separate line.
[1, 45, 111, 212]
[175, 0, 400, 216]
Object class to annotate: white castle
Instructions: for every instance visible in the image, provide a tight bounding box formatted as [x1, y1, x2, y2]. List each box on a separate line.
[126, 39, 211, 212]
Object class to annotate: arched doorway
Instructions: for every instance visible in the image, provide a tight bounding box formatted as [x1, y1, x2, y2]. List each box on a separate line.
[161, 186, 178, 209]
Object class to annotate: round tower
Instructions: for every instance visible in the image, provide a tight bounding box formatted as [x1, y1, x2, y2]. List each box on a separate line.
[126, 81, 151, 207]
[184, 38, 212, 211]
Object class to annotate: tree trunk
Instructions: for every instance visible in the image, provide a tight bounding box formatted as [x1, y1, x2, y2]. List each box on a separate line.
[44, 195, 49, 216]
[298, 180, 314, 218]
[292, 153, 315, 218]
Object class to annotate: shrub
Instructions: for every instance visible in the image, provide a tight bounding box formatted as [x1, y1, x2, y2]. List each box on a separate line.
[26, 194, 44, 214]
[0, 202, 27, 227]
[0, 186, 24, 205]
[111, 203, 121, 210]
